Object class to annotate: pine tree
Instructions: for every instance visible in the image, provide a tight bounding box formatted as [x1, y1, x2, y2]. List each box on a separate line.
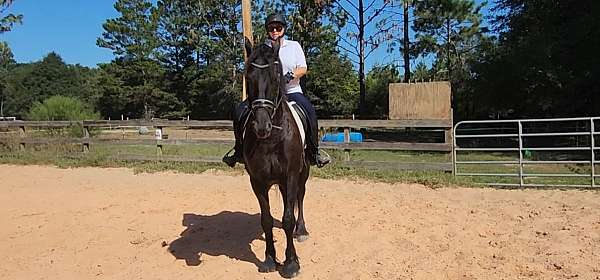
[413, 0, 485, 83]
[97, 0, 181, 119]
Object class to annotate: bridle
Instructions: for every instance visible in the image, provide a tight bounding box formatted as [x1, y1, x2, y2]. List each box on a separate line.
[248, 59, 284, 122]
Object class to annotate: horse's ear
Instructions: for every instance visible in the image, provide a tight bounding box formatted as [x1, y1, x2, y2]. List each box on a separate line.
[244, 37, 253, 58]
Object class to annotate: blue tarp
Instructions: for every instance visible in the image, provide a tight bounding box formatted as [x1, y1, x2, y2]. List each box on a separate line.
[321, 132, 363, 142]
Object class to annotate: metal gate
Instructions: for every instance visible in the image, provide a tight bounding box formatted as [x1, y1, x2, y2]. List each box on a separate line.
[453, 117, 599, 188]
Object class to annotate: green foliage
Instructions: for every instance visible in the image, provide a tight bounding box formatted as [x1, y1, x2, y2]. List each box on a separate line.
[285, 0, 341, 55]
[306, 51, 358, 116]
[2, 52, 100, 118]
[26, 95, 99, 121]
[465, 0, 600, 119]
[364, 64, 401, 118]
[413, 0, 486, 82]
[97, 0, 159, 60]
[0, 41, 14, 65]
[96, 0, 242, 120]
[97, 58, 182, 119]
[0, 41, 14, 117]
[156, 0, 243, 119]
[0, 0, 22, 34]
[412, 62, 433, 82]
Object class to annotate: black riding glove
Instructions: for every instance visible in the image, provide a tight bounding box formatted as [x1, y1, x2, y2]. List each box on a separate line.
[284, 71, 295, 84]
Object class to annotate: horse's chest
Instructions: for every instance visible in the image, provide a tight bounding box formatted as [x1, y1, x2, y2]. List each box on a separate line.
[246, 153, 284, 177]
[245, 144, 298, 179]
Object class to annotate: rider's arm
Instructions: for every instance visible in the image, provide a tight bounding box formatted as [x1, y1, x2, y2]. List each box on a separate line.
[293, 67, 307, 79]
[292, 41, 307, 80]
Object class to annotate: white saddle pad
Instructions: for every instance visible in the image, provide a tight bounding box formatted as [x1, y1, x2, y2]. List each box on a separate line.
[286, 101, 306, 147]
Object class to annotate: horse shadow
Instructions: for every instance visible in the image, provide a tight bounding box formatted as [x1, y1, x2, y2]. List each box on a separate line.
[168, 211, 280, 269]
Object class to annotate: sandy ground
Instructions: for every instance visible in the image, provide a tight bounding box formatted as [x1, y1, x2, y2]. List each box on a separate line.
[1, 165, 599, 280]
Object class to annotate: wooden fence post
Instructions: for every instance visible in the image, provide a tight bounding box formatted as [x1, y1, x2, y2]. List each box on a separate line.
[156, 126, 163, 157]
[343, 127, 351, 161]
[19, 126, 26, 151]
[82, 122, 90, 153]
[446, 109, 454, 168]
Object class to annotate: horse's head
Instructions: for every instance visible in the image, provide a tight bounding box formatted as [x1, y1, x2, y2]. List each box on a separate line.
[244, 37, 284, 139]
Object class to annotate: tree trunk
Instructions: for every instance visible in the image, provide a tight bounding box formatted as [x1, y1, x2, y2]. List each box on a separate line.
[358, 0, 366, 116]
[402, 0, 410, 83]
[446, 17, 453, 107]
[446, 17, 451, 81]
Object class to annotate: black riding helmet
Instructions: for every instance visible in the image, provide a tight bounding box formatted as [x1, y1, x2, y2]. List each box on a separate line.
[264, 13, 287, 30]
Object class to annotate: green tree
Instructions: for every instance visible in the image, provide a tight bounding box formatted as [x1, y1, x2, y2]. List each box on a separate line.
[156, 0, 242, 119]
[412, 61, 433, 82]
[472, 0, 600, 118]
[97, 0, 159, 60]
[97, 59, 182, 119]
[0, 41, 15, 117]
[98, 0, 181, 119]
[364, 64, 401, 118]
[413, 0, 485, 83]
[306, 50, 359, 116]
[2, 53, 100, 118]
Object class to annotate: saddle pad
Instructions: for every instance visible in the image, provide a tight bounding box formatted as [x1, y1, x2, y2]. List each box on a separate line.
[286, 101, 306, 146]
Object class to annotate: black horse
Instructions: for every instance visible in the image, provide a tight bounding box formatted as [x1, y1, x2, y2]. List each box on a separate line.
[241, 38, 310, 278]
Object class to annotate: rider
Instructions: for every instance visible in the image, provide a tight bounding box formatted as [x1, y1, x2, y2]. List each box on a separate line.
[222, 13, 331, 168]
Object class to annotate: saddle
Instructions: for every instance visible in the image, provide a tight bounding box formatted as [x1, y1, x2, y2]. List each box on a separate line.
[239, 101, 310, 147]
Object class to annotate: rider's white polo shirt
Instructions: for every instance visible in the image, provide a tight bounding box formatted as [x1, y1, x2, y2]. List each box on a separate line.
[266, 38, 307, 94]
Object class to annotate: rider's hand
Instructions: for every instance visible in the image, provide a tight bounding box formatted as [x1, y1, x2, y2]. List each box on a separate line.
[284, 71, 294, 83]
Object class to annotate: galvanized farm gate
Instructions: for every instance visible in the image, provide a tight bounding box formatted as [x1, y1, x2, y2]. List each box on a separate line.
[453, 117, 599, 188]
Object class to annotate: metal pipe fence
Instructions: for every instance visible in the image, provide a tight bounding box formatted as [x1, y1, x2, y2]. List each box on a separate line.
[453, 117, 600, 188]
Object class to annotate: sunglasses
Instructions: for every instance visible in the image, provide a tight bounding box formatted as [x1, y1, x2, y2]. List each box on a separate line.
[267, 25, 284, 32]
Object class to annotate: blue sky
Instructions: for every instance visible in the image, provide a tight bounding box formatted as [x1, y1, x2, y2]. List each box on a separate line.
[2, 0, 491, 69]
[1, 0, 119, 67]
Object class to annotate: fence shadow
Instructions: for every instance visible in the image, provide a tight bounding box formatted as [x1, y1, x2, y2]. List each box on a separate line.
[168, 211, 273, 268]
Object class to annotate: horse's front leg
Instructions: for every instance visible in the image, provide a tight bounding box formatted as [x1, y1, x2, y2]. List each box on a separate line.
[279, 176, 300, 278]
[251, 178, 278, 273]
[294, 170, 310, 242]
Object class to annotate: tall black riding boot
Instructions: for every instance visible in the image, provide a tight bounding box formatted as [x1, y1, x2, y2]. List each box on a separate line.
[307, 120, 330, 168]
[222, 135, 244, 167]
[222, 101, 249, 167]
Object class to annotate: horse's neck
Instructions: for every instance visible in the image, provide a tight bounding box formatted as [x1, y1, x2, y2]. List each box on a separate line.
[276, 95, 294, 125]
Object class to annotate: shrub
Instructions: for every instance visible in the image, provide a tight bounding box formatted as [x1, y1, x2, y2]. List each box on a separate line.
[27, 95, 99, 121]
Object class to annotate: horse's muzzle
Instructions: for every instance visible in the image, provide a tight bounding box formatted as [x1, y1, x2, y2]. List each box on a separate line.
[253, 120, 272, 139]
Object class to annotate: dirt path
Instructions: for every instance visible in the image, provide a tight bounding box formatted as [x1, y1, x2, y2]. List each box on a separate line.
[1, 165, 599, 279]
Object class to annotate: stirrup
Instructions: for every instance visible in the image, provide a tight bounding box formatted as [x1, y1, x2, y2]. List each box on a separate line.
[314, 149, 331, 168]
[222, 148, 240, 167]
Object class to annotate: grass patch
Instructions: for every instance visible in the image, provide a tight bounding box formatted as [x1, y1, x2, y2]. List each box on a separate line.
[0, 143, 470, 188]
[2, 142, 594, 188]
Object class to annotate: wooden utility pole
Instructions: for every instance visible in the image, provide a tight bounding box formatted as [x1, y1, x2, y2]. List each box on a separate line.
[402, 0, 410, 83]
[241, 0, 253, 101]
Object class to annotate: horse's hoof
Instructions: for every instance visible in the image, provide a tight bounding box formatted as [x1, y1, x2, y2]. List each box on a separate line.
[258, 256, 278, 273]
[279, 259, 300, 278]
[294, 234, 309, 242]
